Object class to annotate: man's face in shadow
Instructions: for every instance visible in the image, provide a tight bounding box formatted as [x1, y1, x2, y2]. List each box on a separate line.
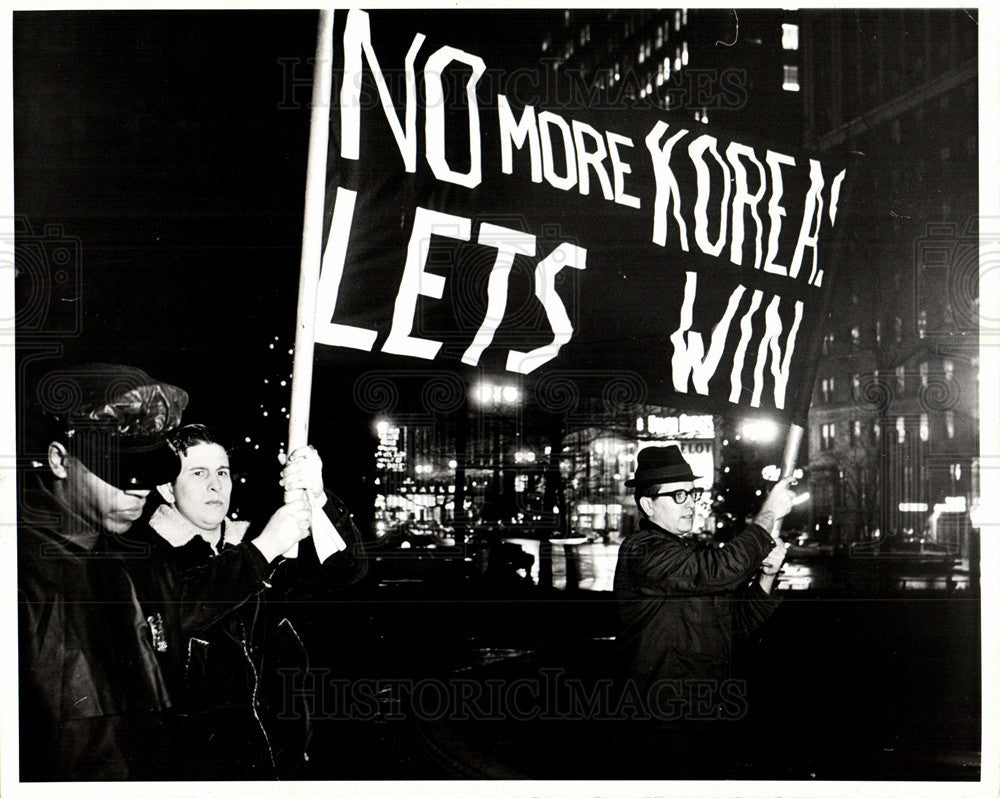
[49, 442, 150, 535]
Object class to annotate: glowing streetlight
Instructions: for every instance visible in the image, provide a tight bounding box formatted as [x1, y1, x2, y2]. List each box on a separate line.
[472, 381, 521, 407]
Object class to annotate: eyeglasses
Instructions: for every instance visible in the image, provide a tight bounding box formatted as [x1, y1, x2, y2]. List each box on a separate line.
[651, 488, 704, 504]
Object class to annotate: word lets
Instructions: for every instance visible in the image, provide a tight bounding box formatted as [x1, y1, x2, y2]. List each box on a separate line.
[314, 191, 587, 375]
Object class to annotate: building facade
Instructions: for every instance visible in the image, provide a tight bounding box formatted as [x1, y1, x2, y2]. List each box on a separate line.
[539, 8, 803, 145]
[799, 10, 979, 551]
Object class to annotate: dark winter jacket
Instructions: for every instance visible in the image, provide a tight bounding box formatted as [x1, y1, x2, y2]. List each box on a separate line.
[613, 519, 780, 702]
[123, 493, 367, 779]
[17, 476, 172, 781]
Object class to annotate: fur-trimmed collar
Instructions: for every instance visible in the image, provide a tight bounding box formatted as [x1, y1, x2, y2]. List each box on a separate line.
[149, 503, 250, 551]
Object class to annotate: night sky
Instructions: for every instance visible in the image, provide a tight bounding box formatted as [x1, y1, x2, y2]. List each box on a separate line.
[15, 11, 316, 406]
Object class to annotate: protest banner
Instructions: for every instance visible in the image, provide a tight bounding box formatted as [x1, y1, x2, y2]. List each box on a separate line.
[300, 9, 855, 429]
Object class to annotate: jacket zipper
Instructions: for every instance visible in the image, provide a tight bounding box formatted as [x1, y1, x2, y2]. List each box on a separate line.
[237, 618, 278, 776]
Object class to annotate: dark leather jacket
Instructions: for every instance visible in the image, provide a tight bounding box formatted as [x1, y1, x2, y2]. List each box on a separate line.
[17, 476, 172, 781]
[122, 492, 368, 779]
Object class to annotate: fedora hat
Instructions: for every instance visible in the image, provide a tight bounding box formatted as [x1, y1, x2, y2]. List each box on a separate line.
[624, 445, 698, 487]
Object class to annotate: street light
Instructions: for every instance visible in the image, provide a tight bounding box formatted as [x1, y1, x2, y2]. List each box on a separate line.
[472, 381, 521, 406]
[471, 381, 522, 525]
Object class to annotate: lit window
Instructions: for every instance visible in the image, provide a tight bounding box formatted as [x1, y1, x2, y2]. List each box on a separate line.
[851, 327, 861, 348]
[920, 413, 929, 442]
[822, 377, 835, 403]
[782, 64, 800, 92]
[852, 420, 862, 446]
[918, 309, 928, 338]
[951, 463, 962, 482]
[682, 41, 689, 66]
[919, 362, 929, 388]
[945, 411, 956, 439]
[675, 10, 681, 31]
[895, 365, 906, 391]
[875, 319, 882, 345]
[821, 423, 836, 451]
[782, 23, 799, 50]
[944, 359, 955, 380]
[896, 417, 906, 444]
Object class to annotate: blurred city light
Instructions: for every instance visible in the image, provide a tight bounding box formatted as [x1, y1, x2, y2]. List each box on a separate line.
[762, 465, 805, 482]
[741, 418, 781, 443]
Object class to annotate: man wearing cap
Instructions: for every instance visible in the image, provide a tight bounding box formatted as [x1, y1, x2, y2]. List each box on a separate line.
[17, 363, 190, 780]
[18, 363, 323, 780]
[613, 444, 794, 727]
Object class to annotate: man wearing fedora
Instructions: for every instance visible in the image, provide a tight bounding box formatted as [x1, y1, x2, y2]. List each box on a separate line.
[613, 444, 794, 726]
